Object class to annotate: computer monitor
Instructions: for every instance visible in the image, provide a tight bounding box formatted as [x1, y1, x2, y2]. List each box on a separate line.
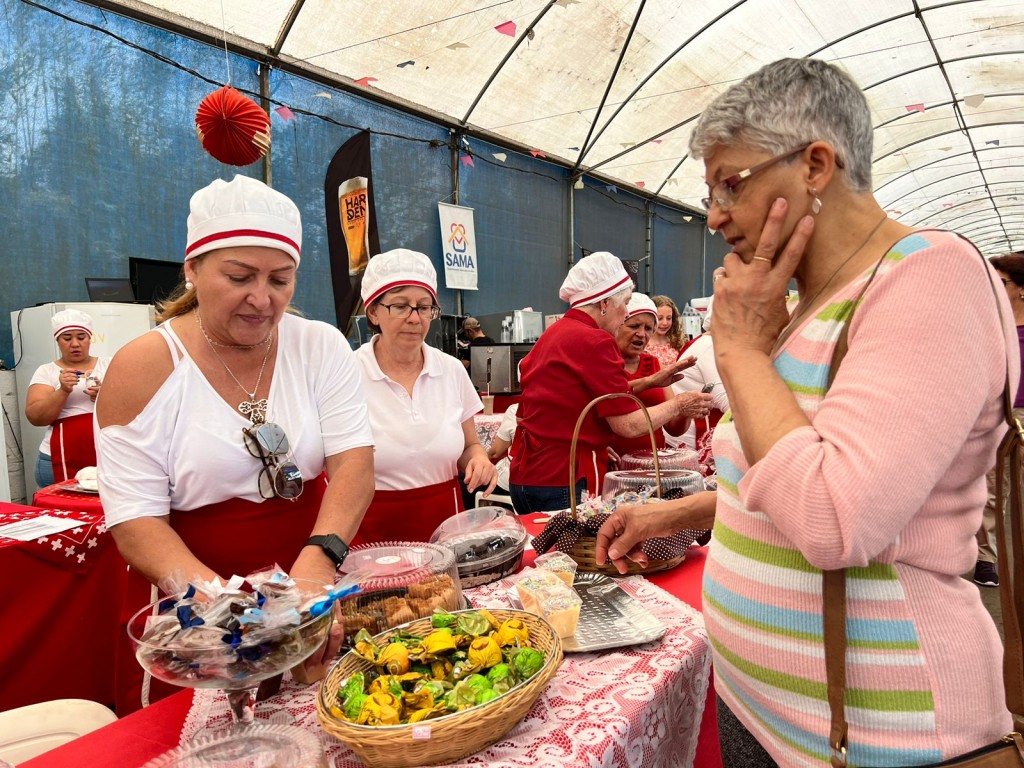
[129, 257, 183, 305]
[84, 277, 137, 303]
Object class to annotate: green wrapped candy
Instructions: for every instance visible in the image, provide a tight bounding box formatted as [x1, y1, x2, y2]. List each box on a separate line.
[431, 610, 458, 630]
[456, 612, 491, 637]
[486, 663, 514, 694]
[337, 671, 365, 706]
[444, 681, 478, 710]
[344, 692, 368, 721]
[512, 647, 545, 679]
[414, 680, 448, 699]
[478, 688, 500, 704]
[463, 673, 492, 696]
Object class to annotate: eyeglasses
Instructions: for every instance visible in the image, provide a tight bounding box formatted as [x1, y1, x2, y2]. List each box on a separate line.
[242, 422, 304, 500]
[378, 303, 441, 320]
[702, 144, 812, 212]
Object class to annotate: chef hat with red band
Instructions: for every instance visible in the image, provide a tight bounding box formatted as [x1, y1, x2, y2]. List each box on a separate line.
[185, 175, 301, 265]
[558, 251, 632, 308]
[52, 309, 93, 338]
[625, 292, 658, 320]
[361, 249, 438, 306]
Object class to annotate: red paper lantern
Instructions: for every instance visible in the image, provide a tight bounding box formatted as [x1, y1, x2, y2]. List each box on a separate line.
[195, 86, 271, 166]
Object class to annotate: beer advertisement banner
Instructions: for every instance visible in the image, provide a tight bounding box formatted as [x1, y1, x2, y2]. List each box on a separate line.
[438, 202, 478, 291]
[325, 130, 381, 333]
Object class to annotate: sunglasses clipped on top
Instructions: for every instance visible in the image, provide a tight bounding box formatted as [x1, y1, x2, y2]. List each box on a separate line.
[242, 422, 304, 501]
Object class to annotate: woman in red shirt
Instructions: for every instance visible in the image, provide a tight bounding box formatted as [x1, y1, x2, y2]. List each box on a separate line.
[611, 293, 694, 457]
[508, 253, 712, 513]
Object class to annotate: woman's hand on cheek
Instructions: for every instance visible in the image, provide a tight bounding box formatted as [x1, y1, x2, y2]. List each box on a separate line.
[713, 198, 814, 356]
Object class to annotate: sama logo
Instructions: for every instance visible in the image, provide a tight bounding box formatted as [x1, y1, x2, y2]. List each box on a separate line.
[444, 222, 475, 269]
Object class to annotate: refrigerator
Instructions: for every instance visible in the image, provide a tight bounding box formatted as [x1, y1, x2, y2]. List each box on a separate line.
[11, 302, 155, 496]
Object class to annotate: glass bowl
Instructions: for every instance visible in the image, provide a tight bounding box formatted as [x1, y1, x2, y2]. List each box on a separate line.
[430, 506, 527, 588]
[127, 580, 333, 693]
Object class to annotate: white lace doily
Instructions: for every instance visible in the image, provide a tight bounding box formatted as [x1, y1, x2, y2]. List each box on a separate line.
[181, 576, 710, 768]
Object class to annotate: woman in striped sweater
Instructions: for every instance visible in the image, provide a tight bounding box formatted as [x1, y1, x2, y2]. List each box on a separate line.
[597, 58, 1016, 766]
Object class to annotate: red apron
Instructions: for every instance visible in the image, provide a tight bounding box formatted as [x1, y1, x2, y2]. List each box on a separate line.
[350, 478, 463, 547]
[49, 413, 97, 482]
[114, 475, 326, 715]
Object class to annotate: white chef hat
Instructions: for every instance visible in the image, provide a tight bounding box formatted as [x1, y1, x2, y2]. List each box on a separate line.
[51, 309, 93, 338]
[702, 297, 714, 332]
[185, 175, 302, 265]
[559, 251, 632, 308]
[625, 292, 658, 320]
[361, 248, 438, 306]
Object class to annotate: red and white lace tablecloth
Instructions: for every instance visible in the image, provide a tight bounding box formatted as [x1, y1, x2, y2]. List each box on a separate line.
[179, 575, 711, 768]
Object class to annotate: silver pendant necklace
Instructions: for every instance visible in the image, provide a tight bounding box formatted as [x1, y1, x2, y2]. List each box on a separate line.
[196, 310, 274, 424]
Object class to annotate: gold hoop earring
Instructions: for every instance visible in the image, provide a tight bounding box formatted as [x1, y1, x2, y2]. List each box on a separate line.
[810, 188, 822, 215]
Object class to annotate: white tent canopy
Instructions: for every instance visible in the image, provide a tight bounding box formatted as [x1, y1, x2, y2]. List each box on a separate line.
[86, 0, 1023, 255]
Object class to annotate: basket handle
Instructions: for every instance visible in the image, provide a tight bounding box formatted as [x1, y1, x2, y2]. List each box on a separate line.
[568, 392, 661, 521]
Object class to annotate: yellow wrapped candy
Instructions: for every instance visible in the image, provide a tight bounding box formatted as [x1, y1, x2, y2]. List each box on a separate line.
[377, 642, 411, 675]
[420, 630, 458, 657]
[467, 636, 502, 671]
[493, 619, 529, 647]
[358, 691, 402, 726]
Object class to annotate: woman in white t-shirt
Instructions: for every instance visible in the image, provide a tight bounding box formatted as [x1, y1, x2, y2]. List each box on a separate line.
[352, 249, 497, 545]
[96, 176, 375, 715]
[25, 309, 110, 486]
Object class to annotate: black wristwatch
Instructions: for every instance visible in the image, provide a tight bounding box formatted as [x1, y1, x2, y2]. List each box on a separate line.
[305, 534, 349, 569]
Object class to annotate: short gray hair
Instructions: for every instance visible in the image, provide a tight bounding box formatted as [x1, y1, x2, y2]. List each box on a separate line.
[689, 58, 873, 192]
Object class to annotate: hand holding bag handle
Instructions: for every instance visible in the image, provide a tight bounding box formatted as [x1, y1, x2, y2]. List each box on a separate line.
[822, 239, 1024, 767]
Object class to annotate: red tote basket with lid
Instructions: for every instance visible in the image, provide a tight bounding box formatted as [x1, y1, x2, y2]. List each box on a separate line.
[532, 392, 701, 576]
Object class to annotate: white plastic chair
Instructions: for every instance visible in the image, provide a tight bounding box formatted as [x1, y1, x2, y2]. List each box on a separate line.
[0, 699, 117, 764]
[474, 490, 515, 509]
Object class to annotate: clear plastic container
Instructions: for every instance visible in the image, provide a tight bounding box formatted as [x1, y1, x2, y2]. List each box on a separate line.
[430, 506, 528, 588]
[619, 448, 699, 472]
[335, 542, 463, 641]
[602, 469, 705, 501]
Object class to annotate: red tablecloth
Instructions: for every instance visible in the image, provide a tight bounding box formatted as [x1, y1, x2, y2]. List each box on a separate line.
[32, 479, 105, 515]
[0, 501, 127, 711]
[20, 514, 721, 768]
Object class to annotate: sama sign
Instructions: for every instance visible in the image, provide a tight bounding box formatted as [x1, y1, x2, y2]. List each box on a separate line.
[438, 202, 478, 291]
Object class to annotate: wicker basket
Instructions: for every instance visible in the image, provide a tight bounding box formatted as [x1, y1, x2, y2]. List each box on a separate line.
[316, 609, 563, 767]
[567, 392, 685, 576]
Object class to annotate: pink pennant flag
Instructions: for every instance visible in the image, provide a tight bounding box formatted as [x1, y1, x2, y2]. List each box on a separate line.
[495, 21, 516, 37]
[635, 181, 646, 189]
[652, 139, 663, 144]
[459, 152, 475, 168]
[529, 149, 546, 158]
[354, 77, 378, 88]
[943, 203, 953, 208]
[273, 106, 295, 122]
[905, 103, 925, 113]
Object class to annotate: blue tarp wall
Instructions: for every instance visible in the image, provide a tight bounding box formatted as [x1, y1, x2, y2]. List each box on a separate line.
[0, 0, 728, 367]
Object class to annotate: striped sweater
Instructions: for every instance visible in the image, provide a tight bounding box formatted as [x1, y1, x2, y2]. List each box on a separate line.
[705, 230, 1017, 766]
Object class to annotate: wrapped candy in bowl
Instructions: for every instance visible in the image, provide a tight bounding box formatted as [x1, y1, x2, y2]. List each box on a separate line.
[316, 608, 562, 767]
[127, 575, 334, 694]
[602, 468, 705, 500]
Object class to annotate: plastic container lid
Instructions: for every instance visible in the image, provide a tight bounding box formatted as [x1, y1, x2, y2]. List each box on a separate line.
[338, 542, 457, 591]
[619, 448, 699, 472]
[602, 469, 705, 500]
[140, 723, 326, 767]
[430, 507, 527, 582]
